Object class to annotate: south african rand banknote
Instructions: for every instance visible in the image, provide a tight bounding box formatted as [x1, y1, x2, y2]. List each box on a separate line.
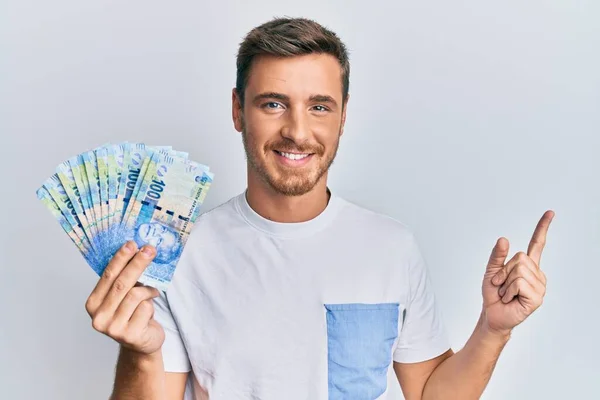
[114, 151, 212, 290]
[37, 142, 214, 290]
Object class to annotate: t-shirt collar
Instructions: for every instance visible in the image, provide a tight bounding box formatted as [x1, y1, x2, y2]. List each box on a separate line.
[234, 187, 342, 238]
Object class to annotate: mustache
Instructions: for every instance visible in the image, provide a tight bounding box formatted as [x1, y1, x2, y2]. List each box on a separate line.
[267, 141, 324, 155]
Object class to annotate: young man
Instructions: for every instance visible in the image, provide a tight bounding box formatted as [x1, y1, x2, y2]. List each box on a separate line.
[85, 17, 554, 400]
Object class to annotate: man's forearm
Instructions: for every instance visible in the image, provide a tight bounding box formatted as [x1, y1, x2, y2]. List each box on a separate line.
[110, 346, 166, 400]
[422, 310, 511, 400]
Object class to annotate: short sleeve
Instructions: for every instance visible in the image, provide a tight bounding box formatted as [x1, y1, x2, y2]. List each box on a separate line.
[393, 233, 451, 363]
[152, 290, 192, 372]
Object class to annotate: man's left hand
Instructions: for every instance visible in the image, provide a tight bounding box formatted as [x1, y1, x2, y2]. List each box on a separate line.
[481, 210, 555, 337]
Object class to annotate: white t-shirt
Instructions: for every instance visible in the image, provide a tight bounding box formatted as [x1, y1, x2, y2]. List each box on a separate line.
[153, 189, 451, 399]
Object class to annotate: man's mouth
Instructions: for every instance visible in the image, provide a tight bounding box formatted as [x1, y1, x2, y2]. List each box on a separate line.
[273, 150, 313, 160]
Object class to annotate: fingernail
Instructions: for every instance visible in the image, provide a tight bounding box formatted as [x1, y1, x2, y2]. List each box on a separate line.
[499, 287, 505, 296]
[493, 276, 500, 285]
[141, 246, 154, 257]
[124, 241, 135, 253]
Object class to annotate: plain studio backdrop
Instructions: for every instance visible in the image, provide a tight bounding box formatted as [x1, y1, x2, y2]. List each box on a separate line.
[1, 1, 598, 399]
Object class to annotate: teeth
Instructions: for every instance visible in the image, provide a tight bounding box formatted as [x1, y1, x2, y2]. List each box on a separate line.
[279, 152, 310, 160]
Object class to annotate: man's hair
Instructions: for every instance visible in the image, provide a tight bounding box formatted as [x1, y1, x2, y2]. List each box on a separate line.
[235, 17, 350, 108]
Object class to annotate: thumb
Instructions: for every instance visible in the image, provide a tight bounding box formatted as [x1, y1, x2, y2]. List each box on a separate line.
[486, 237, 510, 274]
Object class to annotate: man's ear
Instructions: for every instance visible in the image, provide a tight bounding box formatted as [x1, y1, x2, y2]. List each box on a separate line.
[232, 88, 244, 133]
[339, 93, 350, 137]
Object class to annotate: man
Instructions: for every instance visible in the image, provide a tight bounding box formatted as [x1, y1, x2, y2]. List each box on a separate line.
[85, 17, 554, 399]
[132, 222, 183, 266]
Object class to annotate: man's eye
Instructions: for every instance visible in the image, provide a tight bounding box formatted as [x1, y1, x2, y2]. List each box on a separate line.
[263, 102, 282, 109]
[313, 105, 329, 112]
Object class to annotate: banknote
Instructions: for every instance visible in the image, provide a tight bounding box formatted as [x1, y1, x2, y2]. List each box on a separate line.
[41, 175, 93, 252]
[81, 150, 103, 234]
[121, 147, 186, 225]
[115, 142, 147, 224]
[37, 142, 214, 290]
[106, 144, 121, 227]
[96, 147, 110, 233]
[120, 151, 213, 290]
[68, 155, 100, 242]
[55, 160, 100, 255]
[36, 186, 92, 262]
[121, 152, 154, 223]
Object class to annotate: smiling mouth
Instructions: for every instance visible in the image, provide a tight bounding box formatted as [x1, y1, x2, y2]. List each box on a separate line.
[273, 150, 314, 160]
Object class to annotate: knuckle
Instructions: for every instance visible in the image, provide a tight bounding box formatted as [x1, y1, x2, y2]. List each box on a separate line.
[113, 279, 127, 292]
[101, 268, 114, 281]
[125, 288, 142, 303]
[516, 251, 528, 261]
[85, 298, 95, 315]
[106, 324, 123, 340]
[515, 264, 527, 275]
[140, 300, 154, 313]
[106, 325, 123, 342]
[91, 317, 106, 332]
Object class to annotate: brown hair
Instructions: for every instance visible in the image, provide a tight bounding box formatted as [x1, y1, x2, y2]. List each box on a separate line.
[235, 17, 350, 108]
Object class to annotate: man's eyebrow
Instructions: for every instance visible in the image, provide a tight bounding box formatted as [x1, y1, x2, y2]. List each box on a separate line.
[253, 92, 290, 102]
[252, 92, 338, 107]
[309, 94, 338, 107]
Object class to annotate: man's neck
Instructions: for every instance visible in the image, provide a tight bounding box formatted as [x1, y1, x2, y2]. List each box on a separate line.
[245, 177, 331, 223]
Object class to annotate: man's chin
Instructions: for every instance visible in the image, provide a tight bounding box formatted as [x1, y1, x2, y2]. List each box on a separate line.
[272, 186, 314, 196]
[251, 160, 324, 195]
[266, 176, 319, 196]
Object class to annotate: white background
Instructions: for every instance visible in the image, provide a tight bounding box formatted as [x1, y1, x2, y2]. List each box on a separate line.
[1, 1, 598, 399]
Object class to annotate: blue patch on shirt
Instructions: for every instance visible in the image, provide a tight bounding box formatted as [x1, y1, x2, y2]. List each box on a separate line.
[324, 303, 399, 399]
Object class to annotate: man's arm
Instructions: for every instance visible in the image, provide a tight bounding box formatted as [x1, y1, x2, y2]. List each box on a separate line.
[394, 310, 509, 400]
[110, 346, 188, 400]
[395, 212, 552, 399]
[393, 349, 453, 400]
[84, 242, 189, 400]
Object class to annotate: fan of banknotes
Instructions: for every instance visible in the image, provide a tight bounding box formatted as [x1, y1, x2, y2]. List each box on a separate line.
[36, 142, 214, 291]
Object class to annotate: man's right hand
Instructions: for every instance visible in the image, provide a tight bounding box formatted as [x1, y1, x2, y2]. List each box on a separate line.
[85, 241, 165, 355]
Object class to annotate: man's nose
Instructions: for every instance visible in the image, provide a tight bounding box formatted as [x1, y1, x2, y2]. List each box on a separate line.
[280, 108, 310, 144]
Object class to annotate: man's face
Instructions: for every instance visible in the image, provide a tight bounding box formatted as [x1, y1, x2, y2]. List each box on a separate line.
[233, 53, 348, 196]
[138, 222, 177, 254]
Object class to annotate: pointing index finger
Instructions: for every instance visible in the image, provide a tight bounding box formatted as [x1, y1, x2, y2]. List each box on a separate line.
[527, 210, 555, 267]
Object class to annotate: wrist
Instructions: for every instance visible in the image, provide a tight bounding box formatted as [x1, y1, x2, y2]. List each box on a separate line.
[119, 346, 163, 371]
[479, 323, 512, 344]
[478, 310, 512, 343]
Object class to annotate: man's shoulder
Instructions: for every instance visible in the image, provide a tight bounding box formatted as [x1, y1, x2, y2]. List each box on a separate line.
[335, 195, 415, 243]
[196, 193, 240, 222]
[184, 193, 244, 243]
